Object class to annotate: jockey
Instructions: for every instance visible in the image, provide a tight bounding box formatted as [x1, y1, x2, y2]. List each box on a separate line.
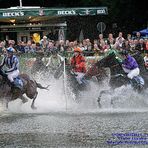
[144, 50, 148, 70]
[0, 47, 19, 86]
[120, 50, 140, 79]
[71, 47, 87, 84]
[46, 48, 64, 72]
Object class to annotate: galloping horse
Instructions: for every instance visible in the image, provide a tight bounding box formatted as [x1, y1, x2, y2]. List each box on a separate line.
[0, 69, 49, 109]
[89, 50, 148, 107]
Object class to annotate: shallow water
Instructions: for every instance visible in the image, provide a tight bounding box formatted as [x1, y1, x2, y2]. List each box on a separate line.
[0, 111, 148, 148]
[0, 75, 148, 147]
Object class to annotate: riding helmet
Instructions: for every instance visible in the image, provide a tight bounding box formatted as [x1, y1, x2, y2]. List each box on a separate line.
[120, 50, 128, 56]
[74, 47, 82, 53]
[7, 47, 15, 53]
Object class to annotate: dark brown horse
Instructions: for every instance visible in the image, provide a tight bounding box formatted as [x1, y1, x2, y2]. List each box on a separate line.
[85, 63, 109, 82]
[0, 73, 49, 109]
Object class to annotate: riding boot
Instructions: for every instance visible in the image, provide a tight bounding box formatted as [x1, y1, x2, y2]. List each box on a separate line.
[11, 81, 15, 87]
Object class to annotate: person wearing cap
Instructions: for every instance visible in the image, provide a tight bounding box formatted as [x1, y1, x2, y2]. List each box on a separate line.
[120, 50, 140, 79]
[0, 47, 20, 86]
[40, 36, 48, 52]
[71, 47, 86, 84]
[46, 48, 64, 73]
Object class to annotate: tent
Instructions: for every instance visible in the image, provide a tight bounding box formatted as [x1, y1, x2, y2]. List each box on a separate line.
[139, 28, 148, 35]
[132, 28, 148, 38]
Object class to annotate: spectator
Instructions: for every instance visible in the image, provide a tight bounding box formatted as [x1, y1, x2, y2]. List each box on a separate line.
[99, 40, 109, 54]
[107, 33, 115, 46]
[93, 43, 100, 56]
[114, 37, 124, 51]
[85, 38, 92, 51]
[82, 39, 88, 51]
[144, 51, 148, 70]
[134, 32, 143, 40]
[127, 34, 132, 41]
[0, 41, 6, 54]
[116, 32, 125, 42]
[67, 42, 74, 52]
[135, 39, 145, 53]
[129, 39, 135, 52]
[47, 40, 54, 53]
[58, 40, 65, 52]
[145, 39, 148, 51]
[122, 40, 130, 51]
[15, 41, 25, 53]
[35, 42, 44, 53]
[24, 40, 34, 53]
[40, 36, 49, 52]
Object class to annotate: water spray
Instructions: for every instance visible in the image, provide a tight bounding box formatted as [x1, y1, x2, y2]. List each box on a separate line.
[63, 57, 68, 111]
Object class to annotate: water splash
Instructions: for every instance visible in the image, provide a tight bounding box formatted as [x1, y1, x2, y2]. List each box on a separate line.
[1, 72, 148, 114]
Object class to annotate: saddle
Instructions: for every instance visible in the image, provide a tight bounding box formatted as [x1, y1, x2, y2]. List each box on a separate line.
[13, 77, 24, 90]
[111, 73, 145, 91]
[0, 69, 23, 90]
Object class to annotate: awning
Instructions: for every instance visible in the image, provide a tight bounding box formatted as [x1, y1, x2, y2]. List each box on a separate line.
[0, 7, 108, 20]
[139, 28, 148, 35]
[0, 7, 108, 32]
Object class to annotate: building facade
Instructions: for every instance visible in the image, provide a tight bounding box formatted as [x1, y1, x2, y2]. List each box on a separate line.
[0, 7, 108, 42]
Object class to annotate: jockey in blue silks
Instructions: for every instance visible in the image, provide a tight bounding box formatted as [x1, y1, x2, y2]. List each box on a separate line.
[120, 50, 140, 79]
[0, 47, 19, 86]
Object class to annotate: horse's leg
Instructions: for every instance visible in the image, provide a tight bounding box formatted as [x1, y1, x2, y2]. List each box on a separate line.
[2, 96, 11, 109]
[5, 97, 9, 109]
[97, 90, 107, 108]
[31, 92, 38, 110]
[97, 96, 102, 108]
[97, 89, 112, 108]
[20, 95, 28, 104]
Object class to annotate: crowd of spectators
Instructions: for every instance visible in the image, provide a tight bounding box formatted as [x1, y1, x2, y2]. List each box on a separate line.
[0, 32, 148, 57]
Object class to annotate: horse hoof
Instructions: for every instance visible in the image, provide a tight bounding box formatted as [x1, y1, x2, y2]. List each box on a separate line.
[98, 103, 102, 108]
[111, 99, 113, 105]
[97, 97, 102, 108]
[31, 105, 37, 110]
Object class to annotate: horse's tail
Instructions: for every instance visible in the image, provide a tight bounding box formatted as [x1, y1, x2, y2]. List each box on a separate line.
[35, 81, 49, 90]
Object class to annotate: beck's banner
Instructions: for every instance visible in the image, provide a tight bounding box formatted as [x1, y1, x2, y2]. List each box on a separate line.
[0, 7, 108, 18]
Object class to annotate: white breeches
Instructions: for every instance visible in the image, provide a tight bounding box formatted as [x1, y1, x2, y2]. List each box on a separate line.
[123, 67, 140, 79]
[7, 70, 19, 82]
[75, 72, 85, 84]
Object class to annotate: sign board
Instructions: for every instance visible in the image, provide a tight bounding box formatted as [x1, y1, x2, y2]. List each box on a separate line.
[97, 22, 106, 34]
[0, 7, 108, 18]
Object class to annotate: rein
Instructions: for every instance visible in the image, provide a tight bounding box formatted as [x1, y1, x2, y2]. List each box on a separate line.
[110, 63, 120, 68]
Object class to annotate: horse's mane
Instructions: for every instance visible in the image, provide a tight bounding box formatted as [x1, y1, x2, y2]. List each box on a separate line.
[0, 75, 7, 83]
[95, 50, 119, 68]
[0, 75, 2, 80]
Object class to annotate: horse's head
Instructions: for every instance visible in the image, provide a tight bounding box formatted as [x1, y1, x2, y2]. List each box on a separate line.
[96, 52, 121, 69]
[85, 51, 122, 79]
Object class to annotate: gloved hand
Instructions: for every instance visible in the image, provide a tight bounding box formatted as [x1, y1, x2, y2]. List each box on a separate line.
[122, 64, 126, 68]
[4, 70, 8, 73]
